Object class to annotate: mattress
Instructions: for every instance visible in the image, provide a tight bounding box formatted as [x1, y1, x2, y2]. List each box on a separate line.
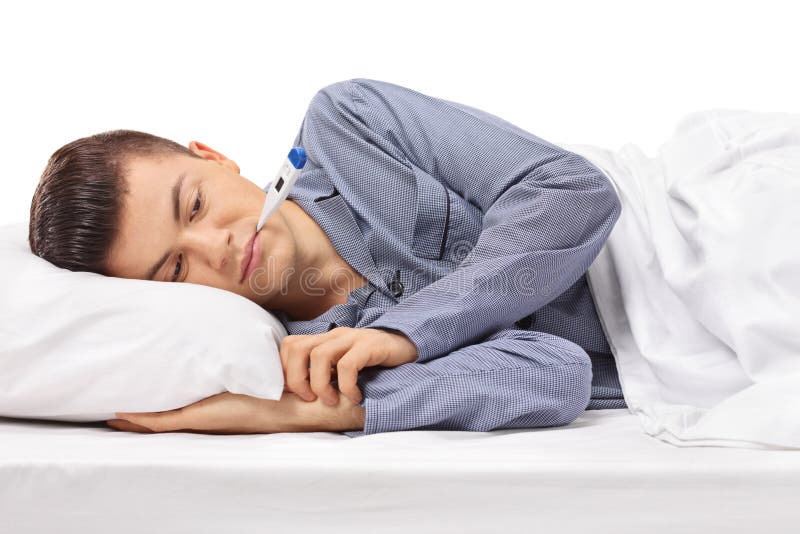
[1, 409, 797, 533]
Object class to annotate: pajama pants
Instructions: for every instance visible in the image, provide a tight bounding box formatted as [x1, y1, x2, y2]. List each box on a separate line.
[341, 327, 627, 438]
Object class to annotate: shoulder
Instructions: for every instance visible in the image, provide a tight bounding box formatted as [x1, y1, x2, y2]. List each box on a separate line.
[312, 77, 386, 95]
[308, 78, 361, 106]
[301, 79, 362, 124]
[308, 78, 416, 110]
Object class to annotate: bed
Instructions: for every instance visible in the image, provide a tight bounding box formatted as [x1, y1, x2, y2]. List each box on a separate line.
[4, 108, 799, 533]
[1, 408, 797, 533]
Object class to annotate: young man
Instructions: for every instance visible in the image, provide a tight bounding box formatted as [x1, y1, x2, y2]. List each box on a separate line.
[28, 78, 626, 437]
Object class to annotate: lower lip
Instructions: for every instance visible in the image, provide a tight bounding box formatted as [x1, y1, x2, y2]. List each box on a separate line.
[242, 231, 262, 282]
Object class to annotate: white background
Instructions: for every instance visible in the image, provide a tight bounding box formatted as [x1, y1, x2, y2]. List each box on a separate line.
[1, 0, 797, 226]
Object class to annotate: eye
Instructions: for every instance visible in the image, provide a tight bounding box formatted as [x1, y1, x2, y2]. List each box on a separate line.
[190, 190, 202, 221]
[171, 253, 183, 282]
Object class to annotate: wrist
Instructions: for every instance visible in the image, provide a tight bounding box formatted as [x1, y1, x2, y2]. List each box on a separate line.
[269, 391, 365, 433]
[321, 392, 365, 432]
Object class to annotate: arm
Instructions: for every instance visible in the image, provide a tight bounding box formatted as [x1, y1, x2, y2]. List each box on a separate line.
[309, 78, 621, 363]
[109, 390, 365, 434]
[349, 326, 593, 435]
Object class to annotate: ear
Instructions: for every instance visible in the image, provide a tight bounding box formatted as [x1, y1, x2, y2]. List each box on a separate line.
[188, 140, 241, 174]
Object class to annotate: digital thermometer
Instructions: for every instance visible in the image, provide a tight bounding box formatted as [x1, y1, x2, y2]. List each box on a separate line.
[256, 147, 307, 232]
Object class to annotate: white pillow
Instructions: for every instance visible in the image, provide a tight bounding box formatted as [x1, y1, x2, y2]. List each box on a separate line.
[0, 222, 287, 422]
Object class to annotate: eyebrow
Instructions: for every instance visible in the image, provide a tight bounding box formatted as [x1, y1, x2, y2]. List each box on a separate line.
[145, 171, 187, 281]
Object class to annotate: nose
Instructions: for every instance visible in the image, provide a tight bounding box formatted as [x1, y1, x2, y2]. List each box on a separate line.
[180, 225, 234, 272]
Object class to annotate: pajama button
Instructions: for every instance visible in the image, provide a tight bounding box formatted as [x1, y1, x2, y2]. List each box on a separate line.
[515, 313, 536, 329]
[388, 270, 404, 297]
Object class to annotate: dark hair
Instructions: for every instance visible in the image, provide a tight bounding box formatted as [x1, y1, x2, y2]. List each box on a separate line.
[28, 129, 202, 275]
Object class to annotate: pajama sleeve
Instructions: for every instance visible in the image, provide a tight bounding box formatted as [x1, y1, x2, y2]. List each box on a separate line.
[312, 78, 621, 363]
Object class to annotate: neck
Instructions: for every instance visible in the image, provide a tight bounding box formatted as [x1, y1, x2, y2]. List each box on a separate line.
[264, 200, 366, 321]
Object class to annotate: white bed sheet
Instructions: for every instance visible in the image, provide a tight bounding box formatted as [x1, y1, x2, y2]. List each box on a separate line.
[1, 409, 798, 534]
[561, 110, 800, 450]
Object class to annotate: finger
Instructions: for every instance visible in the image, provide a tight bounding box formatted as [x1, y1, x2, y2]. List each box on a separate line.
[323, 326, 353, 338]
[279, 335, 307, 372]
[279, 335, 304, 386]
[107, 419, 155, 433]
[309, 336, 352, 406]
[337, 349, 366, 404]
[283, 338, 315, 401]
[115, 410, 182, 433]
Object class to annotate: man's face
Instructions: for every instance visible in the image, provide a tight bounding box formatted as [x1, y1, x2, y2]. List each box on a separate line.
[105, 141, 297, 306]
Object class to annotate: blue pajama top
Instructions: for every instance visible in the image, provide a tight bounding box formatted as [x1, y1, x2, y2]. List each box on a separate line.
[270, 78, 627, 436]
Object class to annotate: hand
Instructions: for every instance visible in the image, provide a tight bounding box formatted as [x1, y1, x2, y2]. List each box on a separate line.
[280, 326, 419, 406]
[108, 390, 365, 435]
[108, 392, 271, 434]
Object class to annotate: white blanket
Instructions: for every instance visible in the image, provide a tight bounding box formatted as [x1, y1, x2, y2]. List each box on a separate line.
[562, 109, 800, 450]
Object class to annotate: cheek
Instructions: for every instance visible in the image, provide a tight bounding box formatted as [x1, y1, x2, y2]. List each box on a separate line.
[239, 180, 268, 210]
[210, 180, 263, 220]
[255, 236, 296, 290]
[189, 268, 222, 288]
[258, 210, 291, 249]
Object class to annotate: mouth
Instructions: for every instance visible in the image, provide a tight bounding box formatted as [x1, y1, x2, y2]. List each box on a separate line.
[239, 229, 260, 284]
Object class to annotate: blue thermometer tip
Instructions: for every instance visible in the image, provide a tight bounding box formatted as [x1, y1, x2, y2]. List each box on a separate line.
[288, 147, 307, 169]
